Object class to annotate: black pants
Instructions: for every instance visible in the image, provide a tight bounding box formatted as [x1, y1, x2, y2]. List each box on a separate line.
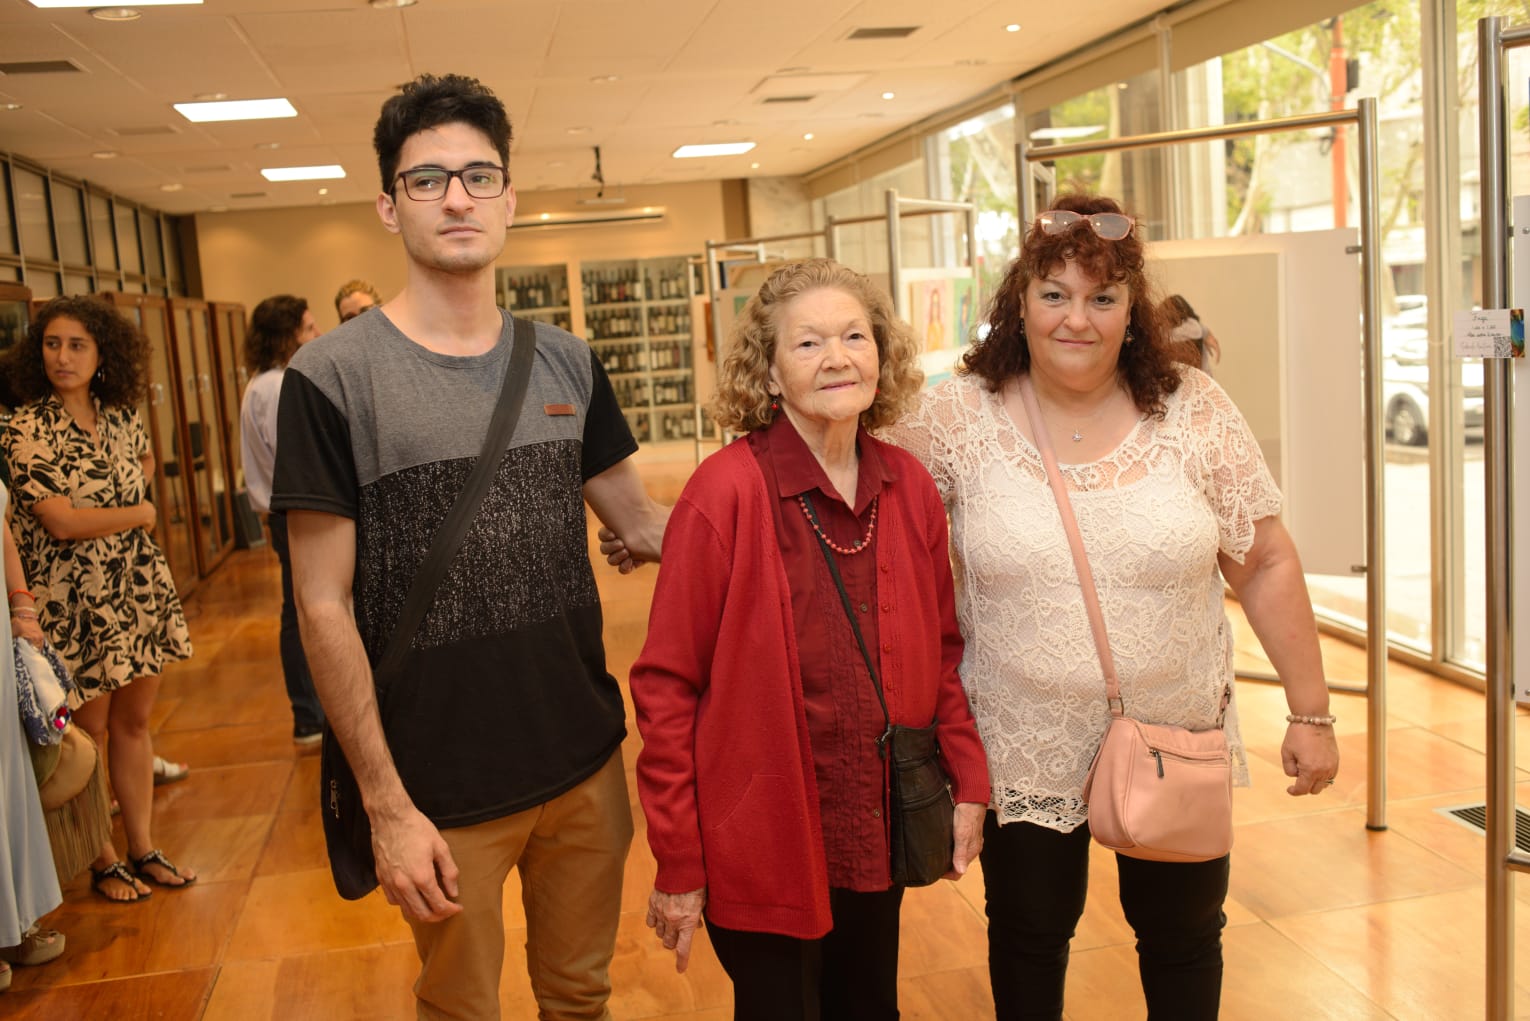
[707, 886, 905, 1021]
[267, 513, 324, 731]
[980, 813, 1229, 1021]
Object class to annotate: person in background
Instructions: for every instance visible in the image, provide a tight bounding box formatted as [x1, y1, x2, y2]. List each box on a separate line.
[628, 258, 989, 1021]
[3, 296, 196, 904]
[273, 73, 669, 1021]
[884, 194, 1338, 1021]
[240, 295, 324, 746]
[334, 279, 382, 324]
[1161, 293, 1221, 374]
[0, 495, 64, 990]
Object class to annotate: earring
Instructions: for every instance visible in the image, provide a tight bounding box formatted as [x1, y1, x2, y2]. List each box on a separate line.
[1124, 327, 1135, 345]
[770, 397, 779, 412]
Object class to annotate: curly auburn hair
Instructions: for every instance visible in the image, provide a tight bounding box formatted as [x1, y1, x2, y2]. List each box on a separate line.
[710, 258, 923, 433]
[11, 296, 149, 408]
[246, 295, 309, 374]
[961, 192, 1181, 417]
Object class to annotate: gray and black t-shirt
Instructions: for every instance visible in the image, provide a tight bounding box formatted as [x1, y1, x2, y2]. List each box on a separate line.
[271, 309, 636, 827]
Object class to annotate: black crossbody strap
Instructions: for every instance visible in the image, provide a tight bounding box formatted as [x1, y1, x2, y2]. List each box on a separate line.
[800, 493, 892, 755]
[376, 315, 537, 680]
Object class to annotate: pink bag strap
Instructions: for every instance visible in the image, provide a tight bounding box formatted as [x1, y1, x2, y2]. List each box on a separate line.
[1017, 375, 1124, 717]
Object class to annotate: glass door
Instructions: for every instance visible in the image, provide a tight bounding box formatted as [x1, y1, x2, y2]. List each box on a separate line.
[209, 302, 247, 493]
[168, 298, 233, 576]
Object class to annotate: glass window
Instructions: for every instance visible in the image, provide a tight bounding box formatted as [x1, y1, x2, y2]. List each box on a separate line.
[62, 272, 93, 297]
[0, 164, 16, 256]
[138, 210, 163, 279]
[115, 202, 141, 274]
[1025, 66, 1166, 235]
[812, 157, 928, 283]
[935, 103, 1018, 299]
[27, 270, 59, 299]
[53, 180, 88, 266]
[89, 192, 117, 270]
[12, 166, 54, 262]
[163, 215, 181, 288]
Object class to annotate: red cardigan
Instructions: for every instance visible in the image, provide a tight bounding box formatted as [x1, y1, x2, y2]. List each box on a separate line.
[630, 432, 989, 939]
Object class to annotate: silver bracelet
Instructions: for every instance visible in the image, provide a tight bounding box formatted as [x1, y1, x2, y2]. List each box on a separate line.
[1286, 712, 1336, 727]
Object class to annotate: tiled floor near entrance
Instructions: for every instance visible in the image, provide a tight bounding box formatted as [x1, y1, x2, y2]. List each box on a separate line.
[4, 455, 1529, 1020]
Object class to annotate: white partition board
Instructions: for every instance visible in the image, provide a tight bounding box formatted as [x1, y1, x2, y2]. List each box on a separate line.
[1150, 230, 1364, 578]
[1510, 196, 1529, 704]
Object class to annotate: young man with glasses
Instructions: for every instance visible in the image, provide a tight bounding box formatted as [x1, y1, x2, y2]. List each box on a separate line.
[271, 73, 668, 1021]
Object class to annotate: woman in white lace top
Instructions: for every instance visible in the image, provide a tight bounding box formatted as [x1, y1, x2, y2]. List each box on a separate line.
[884, 193, 1339, 1021]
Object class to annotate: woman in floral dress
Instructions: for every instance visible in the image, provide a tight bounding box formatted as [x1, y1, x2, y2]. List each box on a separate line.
[3, 296, 195, 903]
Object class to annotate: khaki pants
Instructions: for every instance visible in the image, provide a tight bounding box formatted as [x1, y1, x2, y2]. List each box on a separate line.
[407, 749, 634, 1021]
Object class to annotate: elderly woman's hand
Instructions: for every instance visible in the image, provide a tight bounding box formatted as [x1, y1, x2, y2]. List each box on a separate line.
[1282, 723, 1340, 796]
[647, 886, 706, 973]
[944, 802, 987, 880]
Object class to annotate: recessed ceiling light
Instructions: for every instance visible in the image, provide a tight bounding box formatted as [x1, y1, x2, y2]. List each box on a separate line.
[590, 75, 619, 84]
[260, 164, 345, 182]
[539, 213, 551, 221]
[91, 149, 118, 159]
[30, 0, 201, 6]
[881, 91, 895, 100]
[317, 187, 329, 195]
[159, 182, 183, 192]
[673, 142, 756, 158]
[566, 126, 591, 135]
[89, 7, 141, 20]
[193, 91, 228, 102]
[802, 132, 814, 141]
[368, 0, 417, 8]
[254, 141, 281, 150]
[1, 103, 22, 112]
[1005, 23, 1021, 32]
[750, 162, 760, 170]
[175, 98, 298, 123]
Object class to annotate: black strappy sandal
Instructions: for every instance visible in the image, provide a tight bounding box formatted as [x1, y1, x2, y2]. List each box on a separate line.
[90, 861, 150, 903]
[130, 849, 197, 888]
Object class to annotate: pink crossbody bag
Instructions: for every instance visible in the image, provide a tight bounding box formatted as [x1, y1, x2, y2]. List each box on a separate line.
[1019, 376, 1233, 863]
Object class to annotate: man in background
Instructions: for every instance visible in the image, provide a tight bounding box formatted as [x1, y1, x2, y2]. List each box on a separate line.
[333, 279, 381, 323]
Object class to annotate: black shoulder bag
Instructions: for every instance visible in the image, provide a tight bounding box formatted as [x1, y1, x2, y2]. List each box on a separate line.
[800, 493, 954, 887]
[320, 316, 537, 900]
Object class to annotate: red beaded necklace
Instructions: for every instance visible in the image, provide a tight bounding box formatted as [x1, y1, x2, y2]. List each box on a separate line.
[796, 493, 879, 556]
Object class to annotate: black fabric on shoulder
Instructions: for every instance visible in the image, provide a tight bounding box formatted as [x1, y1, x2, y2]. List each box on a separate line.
[581, 348, 638, 481]
[271, 369, 359, 519]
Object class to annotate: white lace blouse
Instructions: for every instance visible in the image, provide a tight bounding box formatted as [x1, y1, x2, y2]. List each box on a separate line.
[885, 370, 1281, 832]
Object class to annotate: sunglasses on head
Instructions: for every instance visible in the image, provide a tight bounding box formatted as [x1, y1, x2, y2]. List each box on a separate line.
[1036, 209, 1135, 240]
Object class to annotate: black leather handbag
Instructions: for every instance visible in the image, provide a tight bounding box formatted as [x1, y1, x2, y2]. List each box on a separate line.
[320, 316, 537, 900]
[801, 494, 955, 887]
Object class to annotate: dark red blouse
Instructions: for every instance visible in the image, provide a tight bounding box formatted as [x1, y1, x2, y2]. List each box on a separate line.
[746, 414, 893, 891]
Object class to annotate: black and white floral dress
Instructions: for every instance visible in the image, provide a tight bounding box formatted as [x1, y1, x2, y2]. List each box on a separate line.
[2, 394, 192, 701]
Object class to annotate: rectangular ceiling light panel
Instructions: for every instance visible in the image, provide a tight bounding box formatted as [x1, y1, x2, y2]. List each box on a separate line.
[260, 165, 345, 182]
[672, 142, 756, 158]
[175, 98, 297, 123]
[28, 1, 202, 7]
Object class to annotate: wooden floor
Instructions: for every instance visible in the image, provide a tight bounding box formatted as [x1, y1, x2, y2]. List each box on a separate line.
[6, 455, 1530, 1020]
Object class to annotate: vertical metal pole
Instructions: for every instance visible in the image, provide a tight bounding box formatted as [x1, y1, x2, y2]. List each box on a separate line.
[1356, 97, 1388, 832]
[1016, 138, 1035, 235]
[826, 217, 840, 261]
[1478, 17, 1515, 1021]
[886, 189, 906, 320]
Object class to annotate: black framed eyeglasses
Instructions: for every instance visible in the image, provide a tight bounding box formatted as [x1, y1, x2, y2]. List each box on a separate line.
[1036, 209, 1134, 240]
[393, 165, 508, 201]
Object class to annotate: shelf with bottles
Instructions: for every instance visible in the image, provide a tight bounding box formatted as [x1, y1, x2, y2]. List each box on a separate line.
[582, 265, 644, 306]
[497, 265, 570, 316]
[624, 409, 653, 444]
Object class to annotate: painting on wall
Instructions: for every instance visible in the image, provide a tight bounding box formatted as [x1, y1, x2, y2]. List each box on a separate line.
[952, 277, 976, 348]
[909, 278, 955, 353]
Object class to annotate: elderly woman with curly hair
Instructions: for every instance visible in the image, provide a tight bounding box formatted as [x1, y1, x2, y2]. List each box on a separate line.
[628, 258, 989, 1021]
[2, 296, 195, 904]
[885, 194, 1338, 1020]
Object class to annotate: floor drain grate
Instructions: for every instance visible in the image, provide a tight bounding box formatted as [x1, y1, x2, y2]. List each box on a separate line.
[1442, 804, 1530, 852]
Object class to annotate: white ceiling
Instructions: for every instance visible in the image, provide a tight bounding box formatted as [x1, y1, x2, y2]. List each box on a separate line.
[0, 0, 1163, 215]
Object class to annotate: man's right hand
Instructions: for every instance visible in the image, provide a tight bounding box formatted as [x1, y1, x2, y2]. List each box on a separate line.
[371, 805, 463, 923]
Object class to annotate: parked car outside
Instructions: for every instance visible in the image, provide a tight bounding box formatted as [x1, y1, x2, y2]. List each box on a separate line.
[1382, 309, 1484, 446]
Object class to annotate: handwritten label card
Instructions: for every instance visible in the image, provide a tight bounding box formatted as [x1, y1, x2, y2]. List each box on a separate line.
[1454, 308, 1526, 358]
